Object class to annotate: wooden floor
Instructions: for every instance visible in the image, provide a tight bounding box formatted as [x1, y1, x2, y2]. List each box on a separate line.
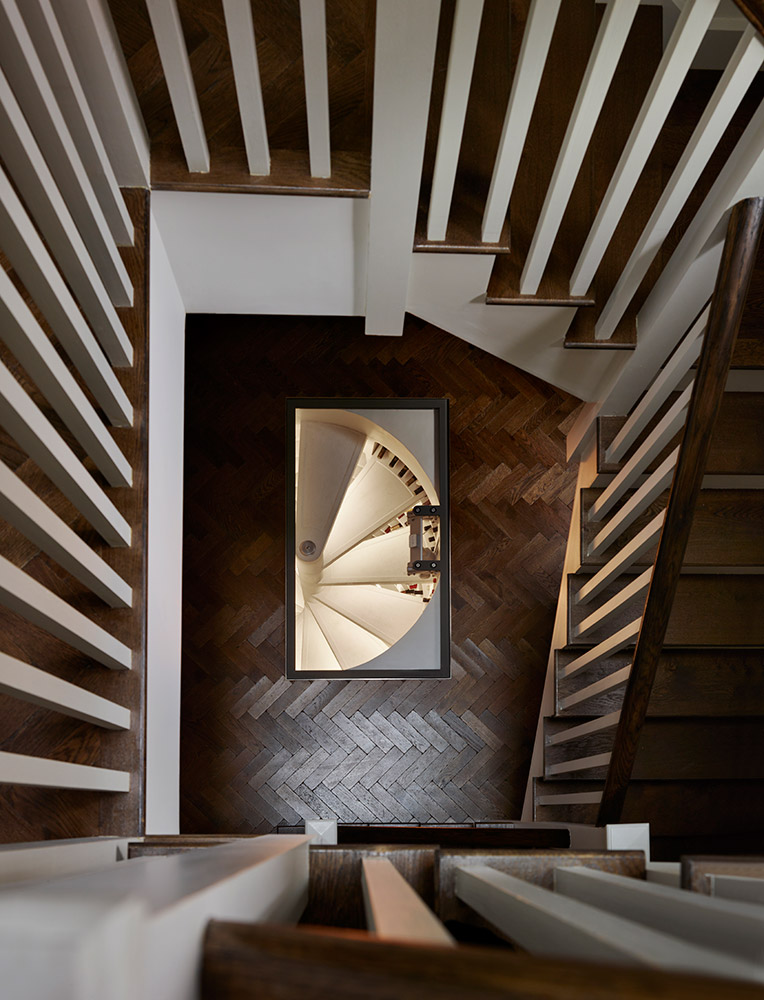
[180, 315, 583, 832]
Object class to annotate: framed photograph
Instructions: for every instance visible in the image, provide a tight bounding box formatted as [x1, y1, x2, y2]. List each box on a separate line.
[286, 398, 450, 679]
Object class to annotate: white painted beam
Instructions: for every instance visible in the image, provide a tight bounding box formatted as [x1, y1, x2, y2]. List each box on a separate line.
[590, 383, 693, 522]
[0, 460, 132, 608]
[0, 268, 132, 488]
[0, 66, 133, 366]
[711, 874, 764, 904]
[570, 0, 720, 297]
[145, 0, 209, 173]
[455, 866, 761, 980]
[222, 0, 269, 176]
[17, 0, 134, 245]
[0, 0, 133, 306]
[577, 511, 665, 606]
[0, 164, 132, 427]
[0, 555, 131, 670]
[0, 358, 131, 547]
[520, 0, 639, 294]
[299, 0, 331, 178]
[596, 25, 764, 340]
[606, 310, 706, 464]
[546, 711, 621, 747]
[546, 751, 611, 776]
[426, 0, 484, 241]
[481, 0, 562, 244]
[362, 858, 455, 945]
[0, 751, 129, 791]
[365, 0, 441, 336]
[556, 866, 764, 966]
[53, 0, 150, 187]
[0, 652, 130, 729]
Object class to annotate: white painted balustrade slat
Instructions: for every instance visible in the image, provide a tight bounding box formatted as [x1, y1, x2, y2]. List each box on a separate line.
[536, 790, 602, 807]
[456, 866, 763, 981]
[558, 665, 631, 712]
[0, 268, 132, 488]
[0, 0, 133, 306]
[299, 0, 331, 178]
[710, 874, 764, 904]
[590, 384, 692, 523]
[0, 164, 133, 427]
[588, 449, 679, 559]
[145, 0, 209, 172]
[596, 26, 764, 340]
[606, 310, 707, 464]
[0, 554, 131, 670]
[0, 461, 132, 608]
[0, 66, 133, 367]
[365, 0, 441, 336]
[557, 619, 640, 681]
[570, 0, 720, 297]
[362, 858, 455, 945]
[640, 97, 764, 335]
[426, 0, 484, 241]
[222, 0, 269, 176]
[53, 0, 150, 188]
[481, 0, 562, 243]
[520, 0, 639, 294]
[0, 751, 129, 791]
[17, 0, 134, 245]
[0, 359, 131, 547]
[555, 866, 764, 967]
[546, 751, 612, 776]
[577, 510, 665, 605]
[546, 711, 621, 747]
[0, 652, 130, 729]
[574, 567, 652, 640]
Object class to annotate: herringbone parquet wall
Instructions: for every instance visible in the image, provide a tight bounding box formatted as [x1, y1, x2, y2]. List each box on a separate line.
[180, 315, 583, 832]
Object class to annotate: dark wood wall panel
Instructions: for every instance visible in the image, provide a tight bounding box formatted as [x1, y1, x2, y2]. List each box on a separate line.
[181, 315, 582, 833]
[0, 191, 149, 842]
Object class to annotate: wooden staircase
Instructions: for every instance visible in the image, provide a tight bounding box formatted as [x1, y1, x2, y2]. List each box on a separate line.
[531, 200, 764, 856]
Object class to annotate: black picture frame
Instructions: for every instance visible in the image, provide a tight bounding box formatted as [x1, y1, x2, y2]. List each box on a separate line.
[285, 398, 450, 680]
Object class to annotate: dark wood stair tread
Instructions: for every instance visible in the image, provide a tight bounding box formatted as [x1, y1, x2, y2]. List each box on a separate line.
[151, 147, 371, 197]
[597, 393, 764, 477]
[567, 573, 764, 646]
[556, 647, 764, 718]
[579, 488, 764, 570]
[545, 717, 764, 781]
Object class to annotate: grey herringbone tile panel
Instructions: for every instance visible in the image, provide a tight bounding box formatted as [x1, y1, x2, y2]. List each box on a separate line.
[180, 314, 582, 830]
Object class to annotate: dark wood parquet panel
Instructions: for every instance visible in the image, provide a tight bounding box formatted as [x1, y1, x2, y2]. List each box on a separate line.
[0, 191, 149, 842]
[109, 0, 374, 179]
[180, 315, 583, 832]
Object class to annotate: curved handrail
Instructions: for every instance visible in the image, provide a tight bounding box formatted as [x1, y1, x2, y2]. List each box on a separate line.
[597, 196, 764, 826]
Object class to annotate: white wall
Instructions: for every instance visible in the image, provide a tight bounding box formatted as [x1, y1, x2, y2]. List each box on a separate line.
[151, 190, 369, 315]
[146, 212, 186, 833]
[407, 253, 626, 401]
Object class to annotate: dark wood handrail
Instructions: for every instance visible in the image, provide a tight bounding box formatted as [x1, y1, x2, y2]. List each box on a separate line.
[597, 196, 764, 826]
[732, 1, 764, 37]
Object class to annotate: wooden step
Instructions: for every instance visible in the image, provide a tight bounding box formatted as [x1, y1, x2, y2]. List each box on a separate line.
[556, 648, 764, 718]
[414, 0, 512, 253]
[597, 393, 764, 477]
[544, 717, 764, 781]
[484, 0, 596, 298]
[567, 574, 764, 647]
[564, 5, 662, 347]
[535, 777, 764, 839]
[579, 488, 764, 571]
